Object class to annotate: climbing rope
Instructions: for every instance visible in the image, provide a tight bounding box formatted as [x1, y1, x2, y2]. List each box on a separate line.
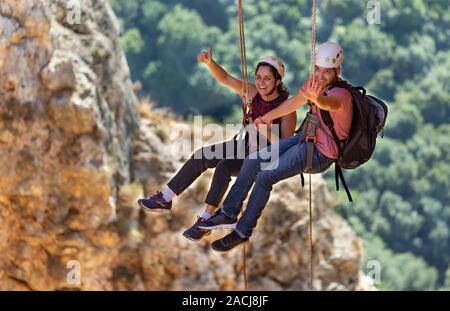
[309, 0, 317, 291]
[243, 240, 248, 290]
[311, 0, 317, 74]
[237, 0, 249, 291]
[238, 0, 250, 126]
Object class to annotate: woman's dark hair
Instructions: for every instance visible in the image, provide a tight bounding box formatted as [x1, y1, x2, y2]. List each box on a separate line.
[255, 62, 289, 98]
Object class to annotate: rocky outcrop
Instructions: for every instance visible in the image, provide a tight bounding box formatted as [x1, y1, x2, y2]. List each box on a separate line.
[0, 0, 374, 290]
[0, 0, 138, 289]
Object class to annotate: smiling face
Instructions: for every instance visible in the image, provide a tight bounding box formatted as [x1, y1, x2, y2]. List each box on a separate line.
[314, 65, 341, 88]
[255, 65, 280, 99]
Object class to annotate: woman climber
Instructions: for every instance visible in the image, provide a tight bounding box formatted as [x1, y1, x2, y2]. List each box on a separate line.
[197, 42, 354, 252]
[137, 47, 297, 242]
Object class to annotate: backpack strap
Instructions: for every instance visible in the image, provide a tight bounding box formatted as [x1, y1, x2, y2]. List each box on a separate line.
[335, 164, 353, 202]
[319, 88, 354, 203]
[329, 79, 352, 91]
[319, 110, 344, 156]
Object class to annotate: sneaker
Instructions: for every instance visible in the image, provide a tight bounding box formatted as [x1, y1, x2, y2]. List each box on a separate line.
[182, 217, 212, 242]
[211, 230, 249, 252]
[137, 191, 172, 214]
[196, 211, 237, 230]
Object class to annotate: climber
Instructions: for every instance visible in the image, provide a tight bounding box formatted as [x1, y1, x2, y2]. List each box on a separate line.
[137, 47, 297, 242]
[197, 42, 353, 251]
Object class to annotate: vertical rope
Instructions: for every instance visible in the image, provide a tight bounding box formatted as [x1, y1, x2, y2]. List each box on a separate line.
[309, 0, 317, 292]
[311, 0, 317, 75]
[309, 175, 313, 290]
[238, 0, 249, 126]
[243, 244, 248, 290]
[238, 0, 249, 291]
[238, 0, 248, 86]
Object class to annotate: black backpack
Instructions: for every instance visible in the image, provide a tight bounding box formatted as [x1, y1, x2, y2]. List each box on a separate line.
[304, 80, 388, 202]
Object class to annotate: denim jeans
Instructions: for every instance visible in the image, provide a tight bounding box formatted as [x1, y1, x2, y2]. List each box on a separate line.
[221, 134, 334, 237]
[167, 137, 248, 206]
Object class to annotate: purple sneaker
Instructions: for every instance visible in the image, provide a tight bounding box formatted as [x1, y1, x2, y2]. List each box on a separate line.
[182, 217, 212, 242]
[137, 191, 172, 214]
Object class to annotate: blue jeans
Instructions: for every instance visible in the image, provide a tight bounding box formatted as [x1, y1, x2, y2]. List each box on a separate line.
[221, 134, 334, 237]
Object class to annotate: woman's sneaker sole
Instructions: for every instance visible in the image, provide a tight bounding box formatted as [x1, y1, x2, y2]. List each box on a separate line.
[138, 202, 171, 214]
[197, 223, 236, 230]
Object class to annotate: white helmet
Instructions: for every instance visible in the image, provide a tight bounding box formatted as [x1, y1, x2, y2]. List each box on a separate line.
[257, 56, 286, 79]
[315, 42, 344, 68]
